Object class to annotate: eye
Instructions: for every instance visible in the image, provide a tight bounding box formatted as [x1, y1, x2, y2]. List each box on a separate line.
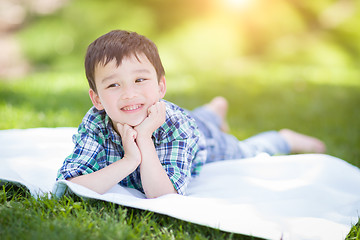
[135, 78, 145, 83]
[108, 83, 120, 88]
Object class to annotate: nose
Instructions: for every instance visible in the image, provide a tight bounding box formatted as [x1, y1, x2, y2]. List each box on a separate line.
[120, 84, 137, 100]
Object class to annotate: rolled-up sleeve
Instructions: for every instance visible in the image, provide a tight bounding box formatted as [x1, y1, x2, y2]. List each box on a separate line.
[57, 130, 106, 180]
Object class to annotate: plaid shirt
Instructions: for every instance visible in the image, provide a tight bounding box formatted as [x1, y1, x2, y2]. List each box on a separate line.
[57, 100, 207, 195]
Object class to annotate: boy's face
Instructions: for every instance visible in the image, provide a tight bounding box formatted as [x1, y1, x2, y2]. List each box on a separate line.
[89, 53, 166, 127]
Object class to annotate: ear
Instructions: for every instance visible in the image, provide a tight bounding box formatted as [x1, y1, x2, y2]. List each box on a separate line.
[89, 89, 104, 110]
[158, 76, 167, 99]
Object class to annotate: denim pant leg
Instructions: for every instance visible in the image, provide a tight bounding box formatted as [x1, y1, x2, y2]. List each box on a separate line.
[188, 106, 291, 162]
[238, 131, 291, 158]
[187, 106, 242, 163]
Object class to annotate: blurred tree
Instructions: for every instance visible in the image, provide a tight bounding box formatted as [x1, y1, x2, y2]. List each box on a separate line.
[0, 0, 70, 79]
[7, 0, 360, 74]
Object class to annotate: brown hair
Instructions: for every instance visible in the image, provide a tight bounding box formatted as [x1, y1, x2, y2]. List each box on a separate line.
[85, 30, 165, 92]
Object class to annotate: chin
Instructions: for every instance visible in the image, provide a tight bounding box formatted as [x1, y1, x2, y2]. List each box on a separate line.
[127, 118, 146, 127]
[114, 113, 147, 128]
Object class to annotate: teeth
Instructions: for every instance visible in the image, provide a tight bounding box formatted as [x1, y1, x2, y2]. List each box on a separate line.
[123, 105, 141, 111]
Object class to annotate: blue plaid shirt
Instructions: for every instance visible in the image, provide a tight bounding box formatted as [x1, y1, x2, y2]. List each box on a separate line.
[57, 100, 207, 195]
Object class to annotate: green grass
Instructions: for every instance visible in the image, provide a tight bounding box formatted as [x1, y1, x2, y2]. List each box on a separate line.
[0, 63, 359, 239]
[0, 182, 247, 240]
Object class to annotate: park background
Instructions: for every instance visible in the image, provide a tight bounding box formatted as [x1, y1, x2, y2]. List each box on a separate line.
[0, 0, 360, 239]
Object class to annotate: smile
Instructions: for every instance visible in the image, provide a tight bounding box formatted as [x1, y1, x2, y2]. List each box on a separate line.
[121, 104, 143, 111]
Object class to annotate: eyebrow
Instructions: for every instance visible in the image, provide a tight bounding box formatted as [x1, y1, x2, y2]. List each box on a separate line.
[101, 73, 117, 84]
[132, 69, 152, 74]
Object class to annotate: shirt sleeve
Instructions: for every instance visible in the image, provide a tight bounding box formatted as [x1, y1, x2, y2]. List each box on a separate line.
[56, 126, 107, 180]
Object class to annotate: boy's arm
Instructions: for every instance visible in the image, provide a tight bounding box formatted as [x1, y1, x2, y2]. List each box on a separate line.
[134, 102, 177, 198]
[68, 156, 139, 194]
[69, 125, 141, 194]
[136, 135, 178, 198]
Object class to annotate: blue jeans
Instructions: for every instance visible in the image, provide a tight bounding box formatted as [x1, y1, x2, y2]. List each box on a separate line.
[188, 106, 291, 163]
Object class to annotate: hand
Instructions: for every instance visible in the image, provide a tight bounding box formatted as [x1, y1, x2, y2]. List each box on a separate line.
[135, 101, 166, 138]
[116, 123, 141, 165]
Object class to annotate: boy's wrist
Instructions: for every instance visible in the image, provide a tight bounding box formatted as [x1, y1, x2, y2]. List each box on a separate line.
[133, 130, 150, 139]
[122, 155, 141, 167]
[135, 133, 153, 147]
[134, 122, 158, 138]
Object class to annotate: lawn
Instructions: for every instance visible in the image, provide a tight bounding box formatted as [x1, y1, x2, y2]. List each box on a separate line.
[0, 62, 359, 239]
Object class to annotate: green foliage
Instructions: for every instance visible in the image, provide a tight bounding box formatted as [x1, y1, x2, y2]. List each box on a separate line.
[14, 0, 360, 73]
[346, 221, 360, 240]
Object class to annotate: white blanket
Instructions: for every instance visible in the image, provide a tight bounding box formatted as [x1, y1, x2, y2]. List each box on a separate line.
[0, 128, 359, 240]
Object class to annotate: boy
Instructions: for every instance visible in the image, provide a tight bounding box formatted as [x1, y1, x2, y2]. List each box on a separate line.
[57, 30, 325, 198]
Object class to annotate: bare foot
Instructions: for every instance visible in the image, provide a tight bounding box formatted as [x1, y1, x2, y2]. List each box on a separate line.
[205, 96, 230, 132]
[279, 129, 326, 154]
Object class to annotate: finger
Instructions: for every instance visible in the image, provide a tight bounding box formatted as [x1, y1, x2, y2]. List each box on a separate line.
[148, 105, 159, 119]
[116, 123, 123, 132]
[156, 101, 165, 112]
[117, 123, 130, 138]
[159, 101, 166, 113]
[116, 123, 124, 136]
[127, 127, 137, 140]
[122, 126, 137, 146]
[148, 104, 156, 114]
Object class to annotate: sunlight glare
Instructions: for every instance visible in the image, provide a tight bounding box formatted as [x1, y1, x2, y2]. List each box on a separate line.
[227, 0, 252, 8]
